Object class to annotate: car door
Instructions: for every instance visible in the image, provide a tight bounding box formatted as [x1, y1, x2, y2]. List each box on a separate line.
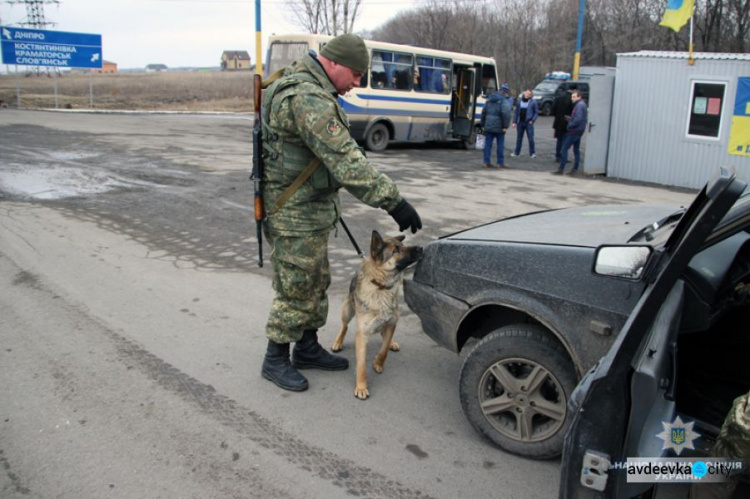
[559, 167, 747, 499]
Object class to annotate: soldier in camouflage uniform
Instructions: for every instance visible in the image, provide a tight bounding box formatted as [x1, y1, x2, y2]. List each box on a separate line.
[259, 33, 422, 392]
[691, 389, 749, 499]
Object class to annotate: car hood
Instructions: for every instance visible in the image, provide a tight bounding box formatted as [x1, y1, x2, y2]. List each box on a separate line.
[446, 204, 683, 247]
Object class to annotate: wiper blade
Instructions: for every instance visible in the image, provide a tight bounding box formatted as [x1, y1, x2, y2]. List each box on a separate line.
[628, 209, 685, 243]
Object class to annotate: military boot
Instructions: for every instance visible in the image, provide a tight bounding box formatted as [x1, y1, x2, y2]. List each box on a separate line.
[292, 329, 349, 371]
[261, 340, 309, 391]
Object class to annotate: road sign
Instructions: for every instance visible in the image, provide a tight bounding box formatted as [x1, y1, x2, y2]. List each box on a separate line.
[0, 26, 102, 69]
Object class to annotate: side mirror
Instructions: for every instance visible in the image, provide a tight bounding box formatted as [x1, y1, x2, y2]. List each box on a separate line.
[594, 246, 652, 280]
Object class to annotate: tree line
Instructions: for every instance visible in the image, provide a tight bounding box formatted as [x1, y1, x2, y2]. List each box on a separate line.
[288, 0, 749, 94]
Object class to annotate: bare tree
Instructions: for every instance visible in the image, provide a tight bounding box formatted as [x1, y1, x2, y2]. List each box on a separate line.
[727, 0, 750, 52]
[287, 0, 363, 35]
[365, 0, 746, 95]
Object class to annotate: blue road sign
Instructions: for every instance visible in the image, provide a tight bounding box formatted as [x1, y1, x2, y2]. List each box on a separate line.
[0, 26, 102, 69]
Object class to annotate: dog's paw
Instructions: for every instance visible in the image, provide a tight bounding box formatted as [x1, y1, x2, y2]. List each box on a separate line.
[354, 386, 369, 400]
[373, 362, 384, 374]
[331, 341, 343, 352]
[389, 340, 400, 351]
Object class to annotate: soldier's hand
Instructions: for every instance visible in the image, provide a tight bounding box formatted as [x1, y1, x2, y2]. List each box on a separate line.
[389, 199, 422, 234]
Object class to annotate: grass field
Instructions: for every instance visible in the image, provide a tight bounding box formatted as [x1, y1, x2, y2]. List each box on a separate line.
[0, 70, 255, 113]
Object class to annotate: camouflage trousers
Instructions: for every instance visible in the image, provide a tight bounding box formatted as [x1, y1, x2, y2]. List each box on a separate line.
[264, 229, 331, 344]
[691, 390, 750, 499]
[712, 389, 750, 462]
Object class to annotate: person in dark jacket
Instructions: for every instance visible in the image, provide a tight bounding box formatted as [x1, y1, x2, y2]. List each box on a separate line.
[553, 89, 588, 175]
[552, 89, 573, 162]
[511, 89, 539, 158]
[480, 83, 513, 168]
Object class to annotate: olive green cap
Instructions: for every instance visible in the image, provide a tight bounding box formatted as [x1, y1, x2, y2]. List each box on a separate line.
[320, 34, 369, 73]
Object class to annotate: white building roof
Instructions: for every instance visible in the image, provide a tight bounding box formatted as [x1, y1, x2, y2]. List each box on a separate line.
[617, 51, 750, 61]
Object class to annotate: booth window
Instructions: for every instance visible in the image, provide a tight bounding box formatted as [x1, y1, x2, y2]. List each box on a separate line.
[687, 81, 725, 139]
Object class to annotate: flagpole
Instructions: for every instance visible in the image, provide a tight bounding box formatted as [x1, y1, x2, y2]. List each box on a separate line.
[255, 0, 263, 76]
[688, 7, 694, 66]
[572, 0, 585, 79]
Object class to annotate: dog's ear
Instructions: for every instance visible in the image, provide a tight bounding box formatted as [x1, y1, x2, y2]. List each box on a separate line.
[394, 235, 406, 242]
[370, 230, 384, 260]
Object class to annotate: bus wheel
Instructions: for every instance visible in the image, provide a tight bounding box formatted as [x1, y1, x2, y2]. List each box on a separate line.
[462, 128, 478, 149]
[365, 123, 389, 152]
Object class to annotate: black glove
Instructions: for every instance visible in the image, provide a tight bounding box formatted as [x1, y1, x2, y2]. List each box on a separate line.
[389, 199, 422, 234]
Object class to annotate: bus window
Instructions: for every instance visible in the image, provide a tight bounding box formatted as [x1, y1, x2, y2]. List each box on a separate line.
[415, 56, 451, 94]
[267, 41, 309, 75]
[372, 50, 413, 91]
[370, 52, 387, 88]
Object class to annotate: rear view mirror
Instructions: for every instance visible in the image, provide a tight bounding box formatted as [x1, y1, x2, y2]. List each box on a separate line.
[594, 246, 652, 279]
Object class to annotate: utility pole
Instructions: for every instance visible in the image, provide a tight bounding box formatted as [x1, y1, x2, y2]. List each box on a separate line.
[8, 0, 59, 28]
[6, 1, 60, 74]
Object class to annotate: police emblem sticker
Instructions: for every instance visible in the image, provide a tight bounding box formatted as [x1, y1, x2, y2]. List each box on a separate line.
[326, 118, 343, 137]
[656, 416, 699, 455]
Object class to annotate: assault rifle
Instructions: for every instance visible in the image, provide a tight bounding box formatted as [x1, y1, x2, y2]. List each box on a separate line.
[251, 73, 265, 267]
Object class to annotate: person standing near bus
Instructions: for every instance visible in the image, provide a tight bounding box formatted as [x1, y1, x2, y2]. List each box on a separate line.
[259, 33, 423, 392]
[480, 83, 512, 168]
[511, 89, 539, 158]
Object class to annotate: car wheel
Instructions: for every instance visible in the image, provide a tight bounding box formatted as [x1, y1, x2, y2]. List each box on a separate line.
[541, 102, 552, 116]
[459, 324, 576, 459]
[365, 123, 389, 152]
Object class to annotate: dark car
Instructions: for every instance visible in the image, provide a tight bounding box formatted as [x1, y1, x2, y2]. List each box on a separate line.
[532, 79, 590, 116]
[560, 168, 750, 498]
[404, 168, 750, 460]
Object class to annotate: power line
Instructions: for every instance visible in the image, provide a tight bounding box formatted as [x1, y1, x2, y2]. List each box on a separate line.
[6, 0, 59, 28]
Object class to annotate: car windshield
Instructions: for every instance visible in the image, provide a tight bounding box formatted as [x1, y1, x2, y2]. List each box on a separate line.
[627, 209, 686, 244]
[534, 82, 558, 93]
[703, 187, 750, 246]
[629, 185, 750, 247]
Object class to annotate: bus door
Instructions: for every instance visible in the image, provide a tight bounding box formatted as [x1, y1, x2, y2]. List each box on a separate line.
[451, 67, 477, 139]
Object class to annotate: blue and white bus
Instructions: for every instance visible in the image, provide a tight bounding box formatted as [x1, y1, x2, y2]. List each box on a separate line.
[265, 33, 499, 151]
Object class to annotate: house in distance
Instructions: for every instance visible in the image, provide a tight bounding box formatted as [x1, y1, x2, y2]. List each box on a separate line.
[221, 51, 251, 71]
[145, 64, 168, 73]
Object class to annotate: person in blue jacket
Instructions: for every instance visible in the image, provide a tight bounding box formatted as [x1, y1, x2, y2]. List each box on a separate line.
[553, 89, 588, 175]
[511, 89, 539, 158]
[480, 83, 513, 168]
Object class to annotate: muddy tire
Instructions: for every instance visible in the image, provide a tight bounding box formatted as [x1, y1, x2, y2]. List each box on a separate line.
[459, 324, 577, 459]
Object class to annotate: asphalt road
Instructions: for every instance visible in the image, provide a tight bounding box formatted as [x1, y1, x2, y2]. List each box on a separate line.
[0, 109, 697, 499]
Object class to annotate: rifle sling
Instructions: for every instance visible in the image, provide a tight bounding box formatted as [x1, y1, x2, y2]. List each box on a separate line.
[268, 157, 322, 216]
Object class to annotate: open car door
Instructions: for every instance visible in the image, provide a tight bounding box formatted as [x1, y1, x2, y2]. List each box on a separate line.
[559, 167, 747, 499]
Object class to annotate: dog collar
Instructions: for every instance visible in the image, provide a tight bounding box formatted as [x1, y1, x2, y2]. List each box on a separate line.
[370, 279, 395, 290]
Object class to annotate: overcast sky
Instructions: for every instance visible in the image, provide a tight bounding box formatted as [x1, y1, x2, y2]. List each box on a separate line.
[0, 0, 417, 69]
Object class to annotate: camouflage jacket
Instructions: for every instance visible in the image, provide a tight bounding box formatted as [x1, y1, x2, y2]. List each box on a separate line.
[261, 52, 402, 236]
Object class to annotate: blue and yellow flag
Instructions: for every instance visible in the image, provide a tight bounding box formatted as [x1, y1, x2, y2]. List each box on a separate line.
[728, 77, 750, 157]
[660, 0, 694, 33]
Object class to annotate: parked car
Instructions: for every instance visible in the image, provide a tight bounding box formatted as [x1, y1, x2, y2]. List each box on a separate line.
[403, 167, 750, 460]
[560, 167, 750, 497]
[532, 79, 590, 116]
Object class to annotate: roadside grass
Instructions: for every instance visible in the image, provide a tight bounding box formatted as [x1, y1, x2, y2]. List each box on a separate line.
[0, 70, 254, 112]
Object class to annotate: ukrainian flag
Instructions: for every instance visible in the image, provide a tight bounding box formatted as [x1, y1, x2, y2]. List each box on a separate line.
[728, 77, 750, 157]
[660, 0, 694, 33]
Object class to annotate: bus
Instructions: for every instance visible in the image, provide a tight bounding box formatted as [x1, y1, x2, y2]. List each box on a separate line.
[265, 34, 499, 151]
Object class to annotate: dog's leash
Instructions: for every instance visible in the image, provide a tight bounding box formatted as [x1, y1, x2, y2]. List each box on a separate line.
[339, 217, 364, 259]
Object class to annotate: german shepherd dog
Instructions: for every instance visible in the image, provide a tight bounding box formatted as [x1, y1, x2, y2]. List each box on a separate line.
[332, 230, 423, 400]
